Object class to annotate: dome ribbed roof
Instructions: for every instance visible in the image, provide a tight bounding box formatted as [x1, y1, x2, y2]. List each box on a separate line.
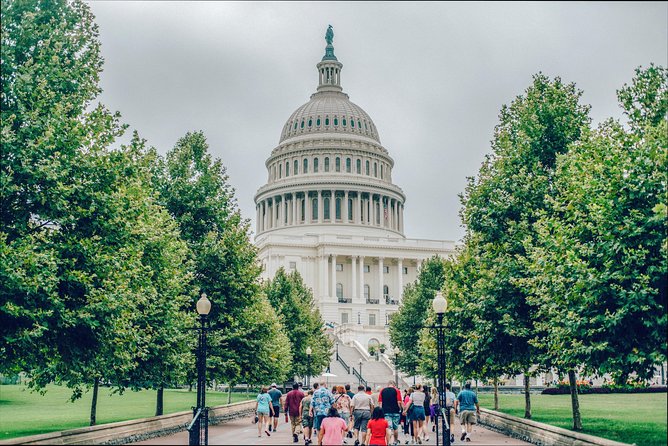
[279, 92, 380, 144]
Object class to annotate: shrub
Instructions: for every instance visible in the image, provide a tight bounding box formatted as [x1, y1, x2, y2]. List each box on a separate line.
[542, 385, 667, 395]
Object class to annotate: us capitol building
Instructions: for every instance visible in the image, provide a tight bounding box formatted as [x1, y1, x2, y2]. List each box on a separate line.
[253, 28, 455, 355]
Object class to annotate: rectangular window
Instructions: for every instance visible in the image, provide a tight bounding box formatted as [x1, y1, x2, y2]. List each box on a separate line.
[364, 265, 370, 273]
[383, 266, 390, 273]
[336, 263, 343, 271]
[341, 312, 349, 324]
[289, 262, 297, 270]
[369, 314, 376, 326]
[403, 267, 408, 274]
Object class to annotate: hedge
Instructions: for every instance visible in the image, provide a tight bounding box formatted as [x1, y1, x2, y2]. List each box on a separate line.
[541, 385, 667, 395]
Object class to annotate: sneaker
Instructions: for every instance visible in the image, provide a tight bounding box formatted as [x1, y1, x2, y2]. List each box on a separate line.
[451, 434, 455, 443]
[294, 433, 299, 442]
[354, 441, 360, 446]
[432, 425, 435, 432]
[465, 438, 471, 442]
[460, 433, 466, 441]
[265, 430, 271, 437]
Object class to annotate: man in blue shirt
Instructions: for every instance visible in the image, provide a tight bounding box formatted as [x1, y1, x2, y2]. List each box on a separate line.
[455, 382, 480, 442]
[268, 383, 283, 432]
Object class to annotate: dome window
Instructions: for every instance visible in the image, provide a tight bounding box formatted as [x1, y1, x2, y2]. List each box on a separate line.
[374, 162, 378, 177]
[314, 158, 319, 172]
[294, 121, 298, 130]
[365, 160, 370, 175]
[300, 120, 304, 129]
[351, 120, 355, 128]
[286, 161, 290, 177]
[308, 119, 312, 127]
[324, 157, 330, 172]
[294, 160, 299, 175]
[342, 118, 347, 126]
[324, 197, 331, 220]
[335, 157, 341, 172]
[356, 159, 361, 174]
[317, 118, 321, 126]
[303, 158, 308, 173]
[358, 120, 362, 129]
[346, 158, 351, 173]
[325, 117, 330, 126]
[334, 117, 338, 126]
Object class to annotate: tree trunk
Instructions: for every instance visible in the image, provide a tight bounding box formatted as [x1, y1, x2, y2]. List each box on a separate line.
[155, 386, 164, 416]
[493, 378, 499, 411]
[246, 383, 250, 399]
[188, 382, 193, 392]
[568, 370, 583, 430]
[228, 384, 233, 404]
[523, 374, 532, 419]
[90, 377, 100, 426]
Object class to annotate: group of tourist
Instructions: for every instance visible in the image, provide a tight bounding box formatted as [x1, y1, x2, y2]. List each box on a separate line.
[253, 380, 481, 445]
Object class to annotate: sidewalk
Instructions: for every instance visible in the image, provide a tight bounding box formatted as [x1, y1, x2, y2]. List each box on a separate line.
[136, 416, 531, 445]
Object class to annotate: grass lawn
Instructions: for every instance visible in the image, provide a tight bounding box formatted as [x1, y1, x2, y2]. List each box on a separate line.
[477, 392, 667, 446]
[0, 384, 252, 440]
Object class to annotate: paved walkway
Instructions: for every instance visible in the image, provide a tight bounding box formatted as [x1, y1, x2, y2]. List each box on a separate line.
[137, 417, 531, 445]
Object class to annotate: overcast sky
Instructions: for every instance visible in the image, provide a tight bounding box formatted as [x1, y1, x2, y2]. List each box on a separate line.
[87, 1, 667, 242]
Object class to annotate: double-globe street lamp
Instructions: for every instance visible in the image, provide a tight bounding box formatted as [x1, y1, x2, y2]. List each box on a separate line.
[306, 346, 312, 388]
[432, 291, 450, 446]
[188, 293, 211, 446]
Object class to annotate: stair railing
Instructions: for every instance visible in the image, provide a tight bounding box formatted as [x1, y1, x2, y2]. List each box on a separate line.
[336, 351, 351, 374]
[352, 367, 368, 387]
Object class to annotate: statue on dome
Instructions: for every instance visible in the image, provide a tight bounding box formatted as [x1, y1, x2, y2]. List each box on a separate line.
[325, 25, 334, 45]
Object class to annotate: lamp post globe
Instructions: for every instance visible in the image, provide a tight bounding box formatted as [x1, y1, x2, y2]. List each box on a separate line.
[196, 293, 211, 316]
[305, 347, 312, 388]
[432, 291, 447, 314]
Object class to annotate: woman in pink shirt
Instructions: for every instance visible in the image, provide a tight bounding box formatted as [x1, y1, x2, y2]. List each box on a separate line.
[320, 407, 348, 445]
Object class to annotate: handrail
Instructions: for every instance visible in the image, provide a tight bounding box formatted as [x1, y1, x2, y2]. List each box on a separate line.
[187, 408, 202, 432]
[352, 367, 367, 387]
[336, 352, 351, 374]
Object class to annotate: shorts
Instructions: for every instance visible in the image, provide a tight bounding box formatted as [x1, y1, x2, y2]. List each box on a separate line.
[412, 406, 426, 421]
[384, 412, 401, 431]
[257, 409, 270, 416]
[340, 410, 351, 421]
[460, 410, 477, 425]
[353, 409, 371, 431]
[429, 404, 438, 419]
[302, 415, 313, 428]
[272, 405, 280, 418]
[313, 414, 327, 430]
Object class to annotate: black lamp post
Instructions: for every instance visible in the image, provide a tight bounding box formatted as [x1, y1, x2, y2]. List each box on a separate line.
[393, 347, 401, 387]
[188, 293, 211, 446]
[358, 359, 363, 385]
[432, 291, 450, 446]
[306, 346, 312, 388]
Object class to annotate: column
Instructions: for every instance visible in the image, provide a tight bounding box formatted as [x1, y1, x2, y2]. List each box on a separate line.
[292, 193, 297, 226]
[256, 204, 260, 233]
[278, 197, 283, 227]
[320, 254, 328, 297]
[272, 198, 277, 228]
[330, 254, 337, 299]
[359, 256, 365, 302]
[330, 190, 335, 221]
[355, 193, 361, 224]
[371, 196, 377, 226]
[344, 190, 349, 223]
[306, 192, 312, 224]
[263, 200, 268, 231]
[378, 257, 384, 303]
[397, 258, 403, 301]
[351, 256, 357, 300]
[318, 190, 323, 222]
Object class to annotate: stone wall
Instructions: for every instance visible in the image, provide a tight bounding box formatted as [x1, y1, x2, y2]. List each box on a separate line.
[0, 400, 255, 445]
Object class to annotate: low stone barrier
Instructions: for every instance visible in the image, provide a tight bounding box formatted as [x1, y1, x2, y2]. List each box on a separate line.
[478, 408, 634, 446]
[0, 400, 255, 445]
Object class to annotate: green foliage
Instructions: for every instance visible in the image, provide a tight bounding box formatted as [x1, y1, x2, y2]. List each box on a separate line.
[264, 268, 332, 379]
[524, 65, 667, 381]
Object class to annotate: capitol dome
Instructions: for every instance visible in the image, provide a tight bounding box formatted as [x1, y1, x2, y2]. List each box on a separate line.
[254, 26, 405, 239]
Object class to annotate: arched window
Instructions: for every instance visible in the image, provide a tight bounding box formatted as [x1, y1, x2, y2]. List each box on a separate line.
[335, 196, 341, 220]
[325, 117, 330, 126]
[314, 158, 319, 172]
[374, 162, 378, 177]
[301, 199, 305, 222]
[334, 117, 338, 126]
[294, 160, 299, 175]
[346, 158, 351, 173]
[375, 202, 380, 225]
[356, 159, 361, 174]
[312, 198, 318, 221]
[286, 161, 290, 177]
[380, 164, 384, 179]
[300, 120, 304, 129]
[348, 198, 353, 221]
[317, 118, 321, 126]
[335, 157, 341, 172]
[303, 158, 308, 173]
[308, 119, 312, 127]
[364, 285, 370, 300]
[365, 160, 370, 175]
[336, 283, 343, 299]
[324, 157, 330, 172]
[279, 163, 282, 178]
[294, 121, 298, 129]
[351, 119, 355, 128]
[342, 118, 347, 126]
[324, 197, 330, 220]
[358, 120, 362, 129]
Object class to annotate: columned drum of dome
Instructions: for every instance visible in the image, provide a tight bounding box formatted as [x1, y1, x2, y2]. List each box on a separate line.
[254, 28, 454, 354]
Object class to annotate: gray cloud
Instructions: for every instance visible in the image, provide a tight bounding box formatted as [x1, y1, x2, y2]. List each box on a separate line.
[88, 1, 667, 242]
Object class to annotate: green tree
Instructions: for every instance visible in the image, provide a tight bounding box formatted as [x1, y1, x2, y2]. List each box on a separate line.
[525, 65, 667, 429]
[264, 268, 332, 380]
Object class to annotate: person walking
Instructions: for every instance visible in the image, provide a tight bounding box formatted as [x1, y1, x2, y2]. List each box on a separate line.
[268, 383, 283, 432]
[378, 381, 404, 446]
[286, 382, 306, 443]
[255, 386, 274, 437]
[444, 383, 457, 444]
[407, 384, 426, 444]
[346, 383, 355, 399]
[351, 384, 374, 446]
[422, 386, 431, 442]
[366, 407, 390, 446]
[455, 382, 480, 442]
[310, 381, 335, 445]
[429, 387, 439, 434]
[320, 407, 348, 446]
[300, 389, 315, 446]
[334, 385, 353, 437]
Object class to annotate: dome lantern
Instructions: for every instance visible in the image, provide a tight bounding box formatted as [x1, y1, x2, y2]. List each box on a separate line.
[317, 25, 343, 93]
